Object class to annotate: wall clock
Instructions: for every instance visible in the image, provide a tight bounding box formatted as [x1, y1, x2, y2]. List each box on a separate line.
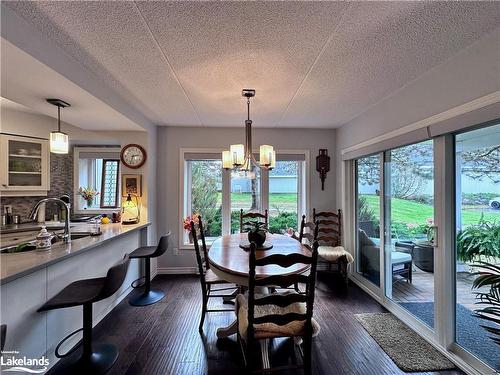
[120, 144, 147, 169]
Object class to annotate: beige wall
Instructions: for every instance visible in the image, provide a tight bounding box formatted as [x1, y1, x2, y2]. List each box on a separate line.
[156, 126, 336, 270]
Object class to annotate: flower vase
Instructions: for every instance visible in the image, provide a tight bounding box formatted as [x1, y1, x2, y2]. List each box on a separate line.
[86, 198, 94, 208]
[188, 231, 193, 244]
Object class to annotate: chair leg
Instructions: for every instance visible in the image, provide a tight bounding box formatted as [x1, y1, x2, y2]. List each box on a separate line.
[129, 257, 165, 306]
[199, 296, 207, 333]
[302, 336, 312, 375]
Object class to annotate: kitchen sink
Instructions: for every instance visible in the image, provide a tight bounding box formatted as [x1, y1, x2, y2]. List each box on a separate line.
[0, 232, 93, 254]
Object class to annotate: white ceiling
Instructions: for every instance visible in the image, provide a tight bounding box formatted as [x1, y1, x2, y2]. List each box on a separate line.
[0, 38, 144, 131]
[3, 1, 500, 129]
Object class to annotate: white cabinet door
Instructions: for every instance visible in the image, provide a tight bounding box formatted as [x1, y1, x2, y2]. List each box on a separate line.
[0, 134, 50, 195]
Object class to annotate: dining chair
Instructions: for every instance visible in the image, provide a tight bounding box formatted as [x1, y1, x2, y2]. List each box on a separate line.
[240, 209, 268, 233]
[190, 216, 238, 333]
[236, 241, 320, 374]
[313, 208, 353, 286]
[298, 214, 316, 250]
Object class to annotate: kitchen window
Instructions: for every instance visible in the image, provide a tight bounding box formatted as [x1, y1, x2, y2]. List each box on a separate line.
[180, 149, 308, 248]
[73, 147, 121, 213]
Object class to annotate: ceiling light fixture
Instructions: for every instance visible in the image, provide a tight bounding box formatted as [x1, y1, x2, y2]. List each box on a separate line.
[223, 89, 275, 177]
[47, 98, 71, 154]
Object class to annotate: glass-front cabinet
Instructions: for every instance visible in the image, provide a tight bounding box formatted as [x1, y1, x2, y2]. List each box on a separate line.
[0, 134, 50, 195]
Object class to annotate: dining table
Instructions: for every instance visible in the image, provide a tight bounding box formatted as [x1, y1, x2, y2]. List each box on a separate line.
[208, 233, 311, 339]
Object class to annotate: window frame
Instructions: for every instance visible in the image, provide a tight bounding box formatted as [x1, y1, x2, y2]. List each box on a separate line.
[73, 147, 121, 214]
[179, 148, 310, 249]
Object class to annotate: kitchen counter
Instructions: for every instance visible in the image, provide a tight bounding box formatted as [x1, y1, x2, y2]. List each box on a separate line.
[0, 221, 151, 284]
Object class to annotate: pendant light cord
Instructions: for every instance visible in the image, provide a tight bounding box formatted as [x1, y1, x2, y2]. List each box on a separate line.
[58, 105, 61, 132]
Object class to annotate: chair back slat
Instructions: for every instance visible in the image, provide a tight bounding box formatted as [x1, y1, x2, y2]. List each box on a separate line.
[254, 253, 312, 268]
[246, 241, 319, 344]
[254, 293, 308, 307]
[313, 208, 342, 247]
[254, 274, 310, 288]
[298, 215, 317, 248]
[254, 312, 308, 326]
[240, 209, 268, 233]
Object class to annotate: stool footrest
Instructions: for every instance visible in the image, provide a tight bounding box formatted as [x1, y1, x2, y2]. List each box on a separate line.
[55, 328, 83, 358]
[131, 276, 146, 289]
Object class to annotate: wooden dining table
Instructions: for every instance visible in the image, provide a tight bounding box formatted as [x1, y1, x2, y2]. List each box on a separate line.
[208, 233, 311, 339]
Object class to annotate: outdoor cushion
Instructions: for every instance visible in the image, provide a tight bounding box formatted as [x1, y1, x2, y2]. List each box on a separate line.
[318, 246, 354, 263]
[236, 292, 320, 340]
[391, 251, 412, 265]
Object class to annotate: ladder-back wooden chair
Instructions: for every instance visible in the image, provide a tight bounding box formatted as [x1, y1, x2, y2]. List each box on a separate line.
[298, 215, 316, 250]
[190, 216, 237, 332]
[313, 209, 353, 285]
[240, 209, 268, 233]
[236, 241, 320, 374]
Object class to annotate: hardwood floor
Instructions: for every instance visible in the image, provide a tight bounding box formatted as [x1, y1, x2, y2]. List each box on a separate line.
[86, 274, 463, 375]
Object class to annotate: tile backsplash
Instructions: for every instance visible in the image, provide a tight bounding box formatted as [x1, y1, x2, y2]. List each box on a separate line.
[1, 150, 73, 223]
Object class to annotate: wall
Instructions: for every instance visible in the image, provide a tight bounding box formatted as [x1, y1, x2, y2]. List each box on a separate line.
[335, 26, 500, 207]
[156, 126, 336, 271]
[0, 105, 152, 224]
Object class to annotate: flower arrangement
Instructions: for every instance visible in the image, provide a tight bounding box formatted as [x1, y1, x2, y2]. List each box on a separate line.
[78, 187, 99, 208]
[183, 214, 200, 243]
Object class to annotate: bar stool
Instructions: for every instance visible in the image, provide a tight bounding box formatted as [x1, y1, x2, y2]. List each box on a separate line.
[128, 232, 171, 306]
[37, 254, 130, 375]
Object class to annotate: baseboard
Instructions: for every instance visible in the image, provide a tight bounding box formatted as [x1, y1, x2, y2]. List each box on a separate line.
[157, 266, 197, 275]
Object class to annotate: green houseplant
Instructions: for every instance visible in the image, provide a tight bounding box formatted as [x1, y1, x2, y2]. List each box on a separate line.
[471, 261, 500, 345]
[248, 221, 267, 247]
[457, 220, 500, 263]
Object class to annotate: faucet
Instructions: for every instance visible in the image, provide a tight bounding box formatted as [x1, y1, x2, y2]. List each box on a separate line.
[29, 198, 71, 244]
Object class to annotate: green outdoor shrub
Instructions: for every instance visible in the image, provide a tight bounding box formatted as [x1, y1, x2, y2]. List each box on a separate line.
[269, 212, 298, 234]
[457, 220, 500, 262]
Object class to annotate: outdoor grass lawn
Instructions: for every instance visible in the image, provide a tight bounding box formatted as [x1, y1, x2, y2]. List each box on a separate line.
[363, 195, 499, 225]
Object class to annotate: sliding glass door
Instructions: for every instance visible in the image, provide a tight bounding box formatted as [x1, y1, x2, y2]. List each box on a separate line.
[355, 155, 382, 287]
[384, 140, 435, 329]
[351, 121, 499, 372]
[454, 124, 500, 371]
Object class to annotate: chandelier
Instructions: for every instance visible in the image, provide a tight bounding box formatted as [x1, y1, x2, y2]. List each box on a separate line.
[222, 89, 275, 176]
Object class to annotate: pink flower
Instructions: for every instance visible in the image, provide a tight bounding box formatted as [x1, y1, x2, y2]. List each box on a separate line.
[426, 218, 434, 225]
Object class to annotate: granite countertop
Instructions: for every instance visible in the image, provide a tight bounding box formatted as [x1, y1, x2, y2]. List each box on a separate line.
[0, 221, 151, 285]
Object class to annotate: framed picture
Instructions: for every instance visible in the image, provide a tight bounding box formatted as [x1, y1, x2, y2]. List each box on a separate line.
[122, 174, 142, 197]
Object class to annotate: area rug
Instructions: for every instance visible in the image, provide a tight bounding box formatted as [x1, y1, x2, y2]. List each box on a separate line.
[355, 313, 455, 372]
[400, 302, 499, 371]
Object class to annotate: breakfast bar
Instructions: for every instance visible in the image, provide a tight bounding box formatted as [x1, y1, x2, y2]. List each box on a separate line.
[0, 222, 151, 369]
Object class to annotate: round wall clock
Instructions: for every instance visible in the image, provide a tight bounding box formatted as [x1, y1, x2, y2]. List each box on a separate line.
[120, 144, 147, 169]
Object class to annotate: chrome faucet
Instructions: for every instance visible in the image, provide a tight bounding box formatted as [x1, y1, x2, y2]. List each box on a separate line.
[30, 198, 71, 243]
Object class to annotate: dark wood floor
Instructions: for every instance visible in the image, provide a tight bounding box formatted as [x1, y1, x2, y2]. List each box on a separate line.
[89, 274, 463, 375]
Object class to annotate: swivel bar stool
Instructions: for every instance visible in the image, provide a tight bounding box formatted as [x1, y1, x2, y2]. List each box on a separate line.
[128, 232, 171, 306]
[37, 254, 131, 375]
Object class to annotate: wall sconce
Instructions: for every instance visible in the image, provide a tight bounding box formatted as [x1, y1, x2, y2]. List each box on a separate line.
[316, 149, 330, 191]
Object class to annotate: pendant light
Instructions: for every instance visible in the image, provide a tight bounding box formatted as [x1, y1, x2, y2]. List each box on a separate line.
[47, 98, 71, 154]
[222, 89, 275, 175]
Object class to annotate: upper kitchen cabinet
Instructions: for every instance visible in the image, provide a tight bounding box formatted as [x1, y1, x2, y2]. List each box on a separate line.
[0, 134, 50, 196]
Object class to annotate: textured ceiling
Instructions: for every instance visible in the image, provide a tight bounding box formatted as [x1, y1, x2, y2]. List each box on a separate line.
[4, 1, 500, 128]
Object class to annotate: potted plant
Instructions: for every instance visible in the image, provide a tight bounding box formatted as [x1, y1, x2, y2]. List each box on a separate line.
[457, 220, 500, 264]
[471, 261, 500, 345]
[248, 221, 267, 248]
